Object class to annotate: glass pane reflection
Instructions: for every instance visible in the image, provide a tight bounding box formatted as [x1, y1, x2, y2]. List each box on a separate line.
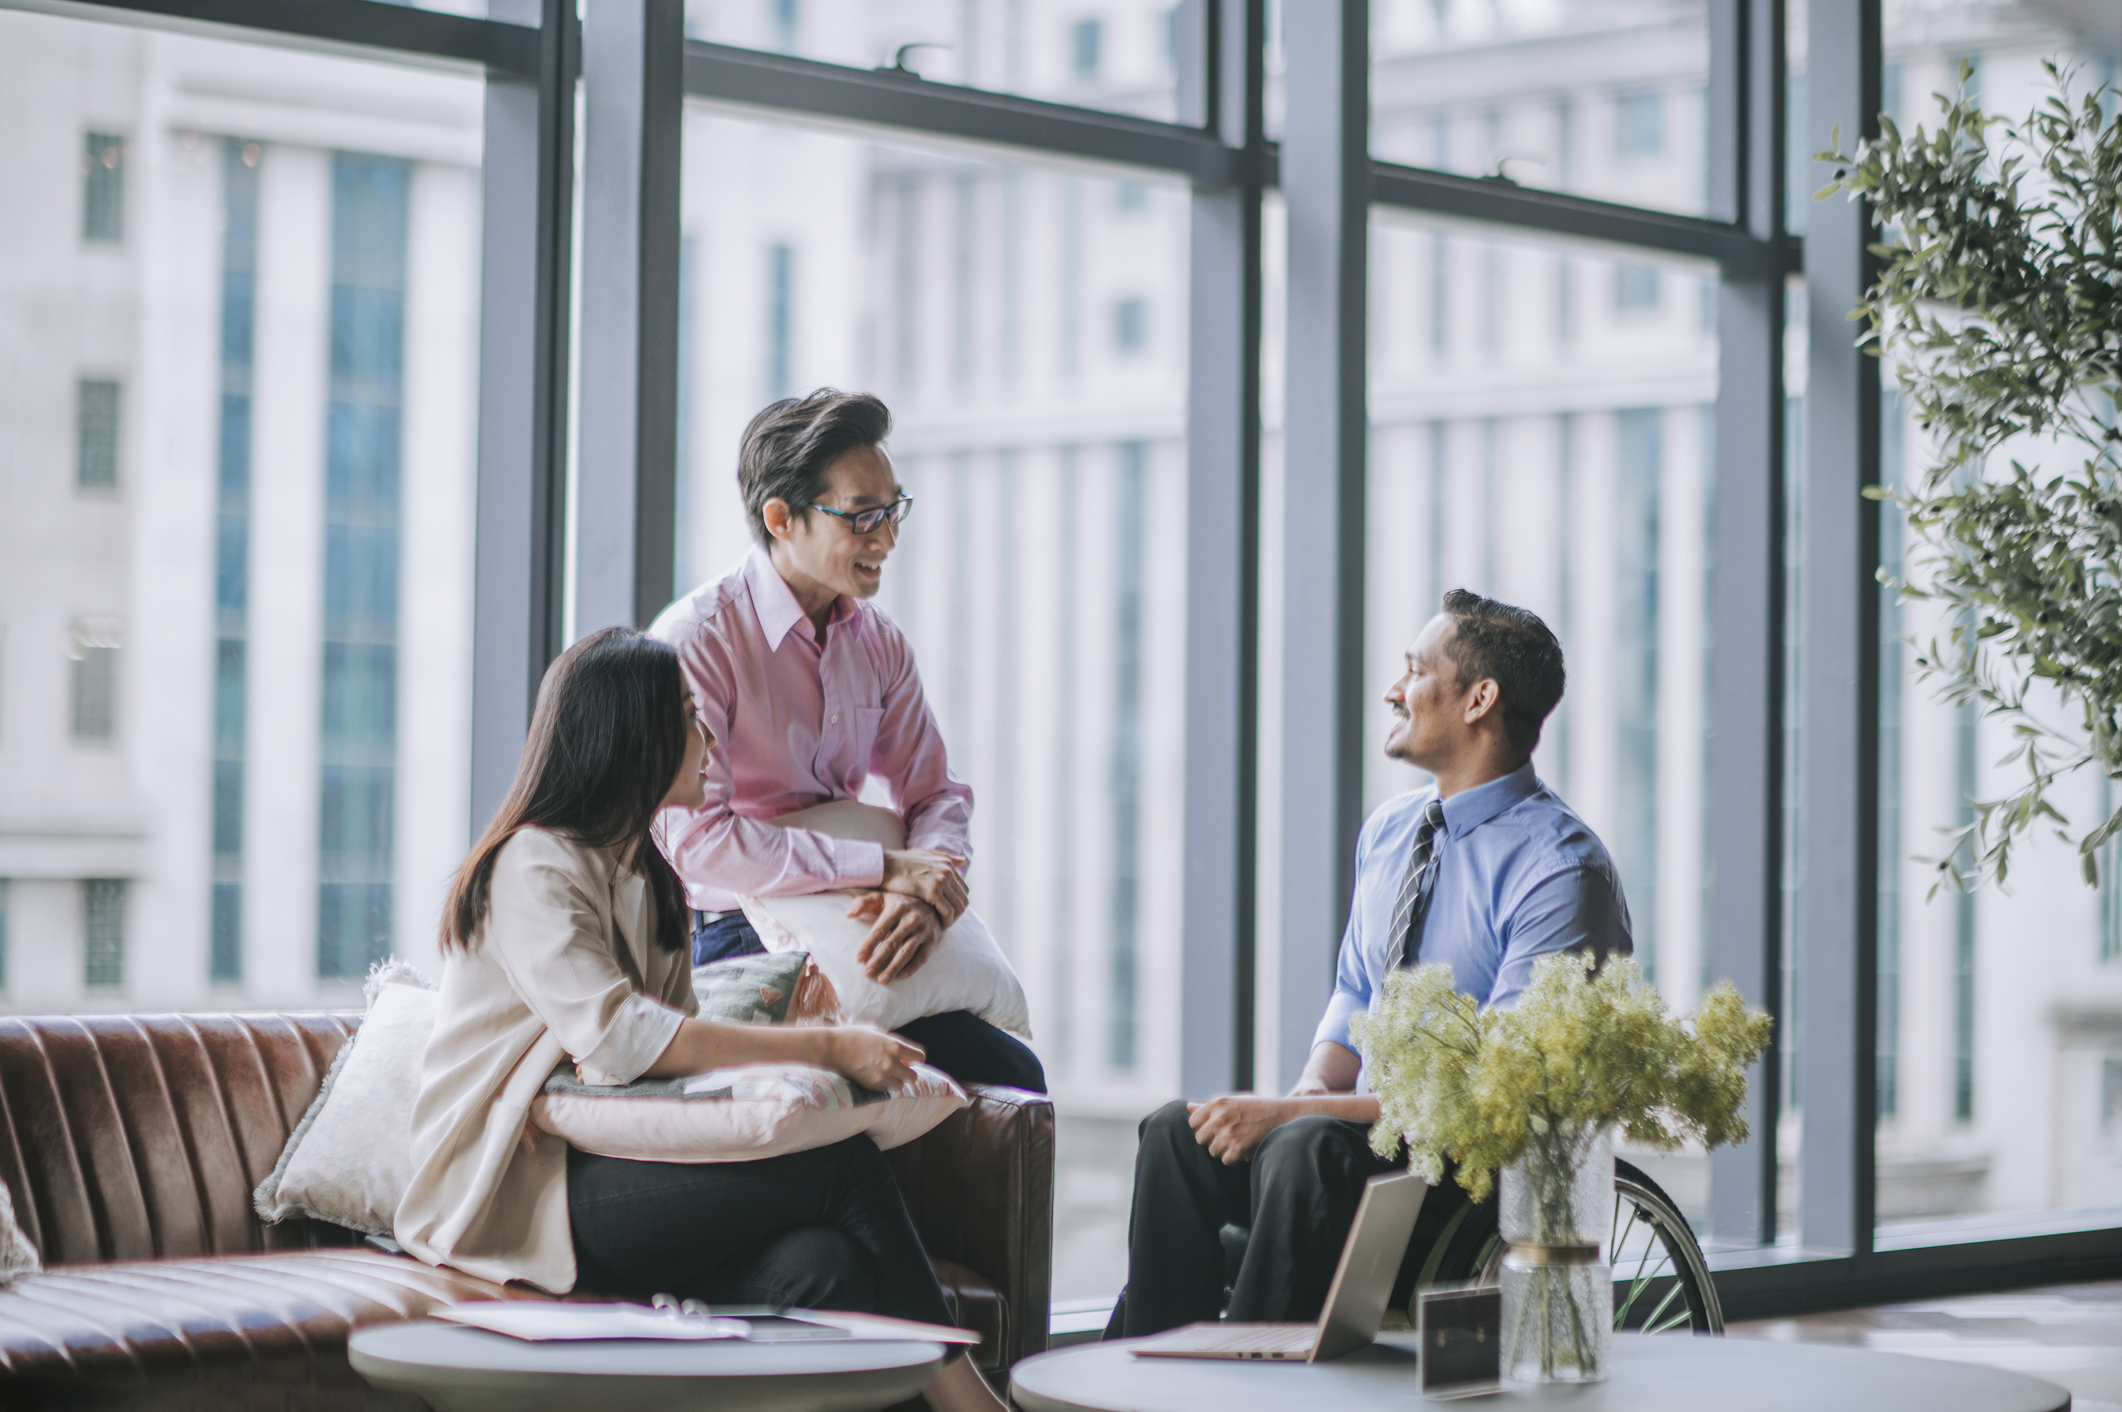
[686, 0, 1182, 124]
[1369, 0, 1714, 218]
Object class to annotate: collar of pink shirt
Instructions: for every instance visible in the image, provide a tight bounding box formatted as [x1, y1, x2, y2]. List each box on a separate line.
[744, 545, 864, 652]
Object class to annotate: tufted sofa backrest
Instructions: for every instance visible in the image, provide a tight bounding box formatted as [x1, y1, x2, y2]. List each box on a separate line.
[0, 1012, 362, 1266]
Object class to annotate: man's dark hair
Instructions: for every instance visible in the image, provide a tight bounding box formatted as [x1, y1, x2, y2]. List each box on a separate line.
[1438, 588, 1566, 756]
[736, 389, 892, 547]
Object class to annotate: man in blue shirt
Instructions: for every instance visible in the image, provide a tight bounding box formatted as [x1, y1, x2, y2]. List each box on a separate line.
[1106, 589, 1632, 1338]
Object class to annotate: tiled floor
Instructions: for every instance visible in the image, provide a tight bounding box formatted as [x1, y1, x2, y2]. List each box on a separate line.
[1730, 1281, 2122, 1411]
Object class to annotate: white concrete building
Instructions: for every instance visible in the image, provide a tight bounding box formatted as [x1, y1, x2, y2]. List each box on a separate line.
[0, 14, 482, 1012]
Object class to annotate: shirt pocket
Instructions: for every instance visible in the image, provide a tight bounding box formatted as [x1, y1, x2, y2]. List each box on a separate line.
[851, 705, 886, 768]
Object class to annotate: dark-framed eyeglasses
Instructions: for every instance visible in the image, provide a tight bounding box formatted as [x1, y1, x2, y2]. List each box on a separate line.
[811, 495, 913, 535]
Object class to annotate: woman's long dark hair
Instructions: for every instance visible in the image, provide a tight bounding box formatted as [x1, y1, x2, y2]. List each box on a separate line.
[441, 627, 692, 955]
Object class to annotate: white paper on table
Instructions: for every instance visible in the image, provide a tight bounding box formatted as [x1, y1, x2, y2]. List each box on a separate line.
[787, 1309, 982, 1345]
[434, 1302, 750, 1342]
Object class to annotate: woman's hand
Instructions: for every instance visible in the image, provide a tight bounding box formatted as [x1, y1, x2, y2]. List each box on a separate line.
[820, 1025, 926, 1092]
[879, 848, 968, 926]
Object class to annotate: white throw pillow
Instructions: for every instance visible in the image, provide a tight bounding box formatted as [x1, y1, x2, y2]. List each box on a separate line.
[254, 966, 436, 1237]
[0, 1175, 41, 1286]
[740, 801, 1033, 1037]
[531, 1060, 966, 1161]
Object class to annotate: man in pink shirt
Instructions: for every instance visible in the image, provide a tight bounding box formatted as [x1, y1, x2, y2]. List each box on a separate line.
[650, 389, 1044, 1092]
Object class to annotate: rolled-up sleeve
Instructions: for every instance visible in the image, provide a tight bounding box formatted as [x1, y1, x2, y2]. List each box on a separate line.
[1485, 864, 1633, 1011]
[485, 835, 687, 1084]
[575, 993, 685, 1087]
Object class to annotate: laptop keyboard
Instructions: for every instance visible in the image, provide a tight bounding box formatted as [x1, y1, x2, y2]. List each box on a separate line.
[1189, 1326, 1314, 1356]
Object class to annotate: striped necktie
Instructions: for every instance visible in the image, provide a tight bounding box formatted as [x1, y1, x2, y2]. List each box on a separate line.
[1388, 798, 1449, 970]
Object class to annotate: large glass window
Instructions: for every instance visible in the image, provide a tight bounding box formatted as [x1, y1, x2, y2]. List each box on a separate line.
[1368, 0, 1714, 218]
[1865, 3, 2122, 1247]
[0, 10, 483, 1011]
[676, 99, 1189, 1297]
[684, 0, 1183, 122]
[1365, 209, 1720, 1229]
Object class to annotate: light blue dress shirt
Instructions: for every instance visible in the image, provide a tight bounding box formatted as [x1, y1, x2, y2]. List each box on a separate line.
[1313, 762, 1633, 1066]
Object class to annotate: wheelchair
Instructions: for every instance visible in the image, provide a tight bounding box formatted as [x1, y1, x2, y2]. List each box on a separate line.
[1412, 1157, 1723, 1334]
[1208, 1156, 1722, 1335]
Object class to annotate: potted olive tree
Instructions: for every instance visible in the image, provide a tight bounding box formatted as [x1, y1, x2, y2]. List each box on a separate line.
[1823, 63, 2122, 889]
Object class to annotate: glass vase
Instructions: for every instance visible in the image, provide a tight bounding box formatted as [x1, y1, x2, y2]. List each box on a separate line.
[1498, 1122, 1611, 1384]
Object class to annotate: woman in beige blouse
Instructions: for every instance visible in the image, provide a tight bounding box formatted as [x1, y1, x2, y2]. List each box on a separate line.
[396, 626, 1003, 1412]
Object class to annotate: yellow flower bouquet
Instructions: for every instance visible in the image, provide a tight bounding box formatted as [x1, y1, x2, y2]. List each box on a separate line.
[1352, 951, 1771, 1382]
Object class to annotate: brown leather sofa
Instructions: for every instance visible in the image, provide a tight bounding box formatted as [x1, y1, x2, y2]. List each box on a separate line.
[0, 1011, 1053, 1409]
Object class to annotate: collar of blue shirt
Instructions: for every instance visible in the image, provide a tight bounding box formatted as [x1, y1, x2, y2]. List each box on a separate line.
[1436, 760, 1541, 840]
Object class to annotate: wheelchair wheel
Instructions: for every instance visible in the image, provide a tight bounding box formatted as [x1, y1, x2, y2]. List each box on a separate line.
[1417, 1157, 1722, 1335]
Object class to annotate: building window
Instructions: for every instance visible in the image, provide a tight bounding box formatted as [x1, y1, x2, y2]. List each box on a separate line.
[1429, 233, 1450, 354]
[952, 178, 976, 390]
[1113, 297, 1148, 353]
[892, 175, 921, 390]
[213, 137, 261, 984]
[69, 616, 122, 741]
[84, 878, 126, 987]
[76, 378, 121, 489]
[1613, 409, 1662, 982]
[2096, 771, 2122, 963]
[1071, 17, 1101, 81]
[1953, 691, 1978, 1122]
[1114, 180, 1148, 213]
[1879, 410, 1906, 1117]
[2104, 837, 2122, 964]
[767, 242, 794, 401]
[2106, 1055, 2122, 1133]
[1614, 263, 1661, 312]
[1614, 90, 1663, 158]
[317, 152, 409, 981]
[83, 132, 126, 242]
[1108, 441, 1146, 1073]
[0, 878, 9, 991]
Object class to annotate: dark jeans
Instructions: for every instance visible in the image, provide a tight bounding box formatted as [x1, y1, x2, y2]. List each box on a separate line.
[1105, 1098, 1473, 1338]
[567, 1138, 958, 1356]
[691, 911, 1046, 1093]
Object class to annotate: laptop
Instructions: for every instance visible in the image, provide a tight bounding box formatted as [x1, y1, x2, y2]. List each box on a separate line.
[1130, 1170, 1428, 1364]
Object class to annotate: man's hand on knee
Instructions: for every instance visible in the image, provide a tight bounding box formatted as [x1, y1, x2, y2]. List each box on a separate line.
[1186, 1095, 1294, 1166]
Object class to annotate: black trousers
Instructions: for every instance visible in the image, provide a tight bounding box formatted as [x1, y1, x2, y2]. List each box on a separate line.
[691, 911, 1047, 1093]
[1107, 1099, 1473, 1338]
[567, 1137, 959, 1356]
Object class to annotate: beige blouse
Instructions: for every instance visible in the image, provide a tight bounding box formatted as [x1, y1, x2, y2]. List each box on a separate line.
[395, 826, 696, 1292]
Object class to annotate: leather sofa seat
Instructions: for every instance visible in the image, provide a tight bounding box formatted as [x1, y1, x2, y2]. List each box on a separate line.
[0, 1012, 1049, 1408]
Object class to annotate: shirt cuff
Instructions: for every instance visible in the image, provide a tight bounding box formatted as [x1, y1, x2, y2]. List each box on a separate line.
[575, 993, 685, 1086]
[1313, 991, 1363, 1056]
[832, 838, 886, 890]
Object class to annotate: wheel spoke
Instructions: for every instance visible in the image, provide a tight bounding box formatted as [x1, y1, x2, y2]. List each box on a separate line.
[1627, 1217, 1662, 1285]
[1612, 1202, 1643, 1262]
[1424, 1164, 1723, 1337]
[1643, 1283, 1693, 1335]
[1613, 1275, 1650, 1325]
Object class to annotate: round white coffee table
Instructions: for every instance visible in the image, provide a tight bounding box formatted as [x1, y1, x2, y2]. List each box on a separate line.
[349, 1320, 945, 1412]
[1011, 1332, 2071, 1412]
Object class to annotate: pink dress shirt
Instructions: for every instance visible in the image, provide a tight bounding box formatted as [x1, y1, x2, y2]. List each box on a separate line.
[648, 547, 974, 914]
